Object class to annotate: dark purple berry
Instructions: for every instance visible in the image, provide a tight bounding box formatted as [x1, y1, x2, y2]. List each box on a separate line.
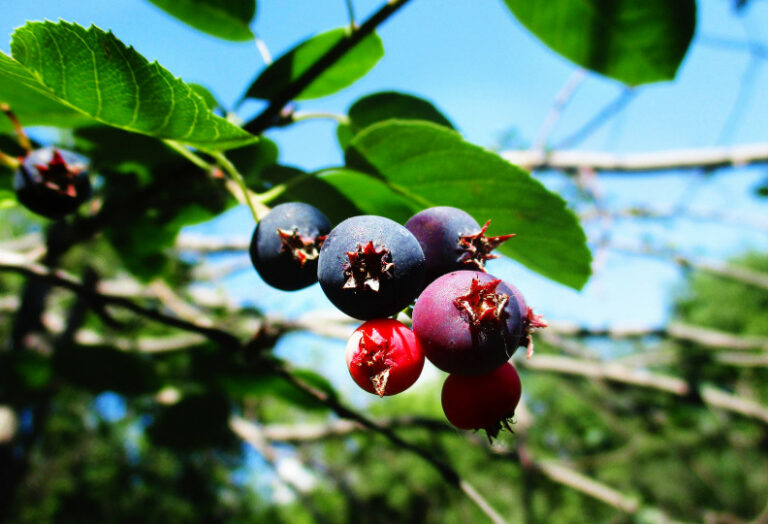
[405, 206, 514, 285]
[412, 270, 544, 375]
[250, 202, 331, 291]
[14, 147, 92, 219]
[317, 215, 425, 320]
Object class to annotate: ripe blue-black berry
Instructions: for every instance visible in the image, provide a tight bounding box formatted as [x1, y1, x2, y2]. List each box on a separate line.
[412, 270, 544, 375]
[14, 147, 92, 219]
[250, 202, 331, 291]
[317, 215, 425, 320]
[405, 206, 514, 286]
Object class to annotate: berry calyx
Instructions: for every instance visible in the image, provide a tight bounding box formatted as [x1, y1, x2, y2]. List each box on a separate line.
[441, 362, 522, 440]
[343, 241, 394, 292]
[522, 308, 548, 358]
[277, 227, 326, 267]
[345, 318, 425, 397]
[405, 207, 514, 286]
[453, 277, 509, 329]
[456, 220, 516, 271]
[13, 147, 92, 219]
[32, 149, 82, 197]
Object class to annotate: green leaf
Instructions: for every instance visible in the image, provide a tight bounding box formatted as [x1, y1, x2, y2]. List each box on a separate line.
[227, 137, 279, 187]
[346, 121, 591, 289]
[318, 168, 421, 224]
[189, 83, 222, 111]
[0, 190, 16, 210]
[260, 165, 361, 225]
[0, 53, 96, 133]
[147, 0, 256, 42]
[7, 21, 256, 150]
[245, 28, 384, 101]
[502, 0, 696, 85]
[338, 91, 454, 149]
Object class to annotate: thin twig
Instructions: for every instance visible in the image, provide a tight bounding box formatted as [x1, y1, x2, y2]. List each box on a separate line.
[271, 362, 508, 524]
[516, 354, 768, 424]
[501, 142, 768, 173]
[611, 243, 768, 293]
[344, 0, 357, 30]
[254, 36, 273, 64]
[0, 252, 241, 348]
[210, 150, 261, 222]
[531, 69, 587, 151]
[555, 88, 636, 149]
[244, 0, 414, 135]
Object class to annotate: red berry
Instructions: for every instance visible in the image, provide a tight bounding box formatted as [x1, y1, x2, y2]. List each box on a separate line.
[441, 362, 521, 439]
[412, 270, 527, 375]
[345, 318, 425, 397]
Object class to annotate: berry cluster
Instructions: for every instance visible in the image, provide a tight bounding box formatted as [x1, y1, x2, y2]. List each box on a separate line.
[250, 203, 546, 439]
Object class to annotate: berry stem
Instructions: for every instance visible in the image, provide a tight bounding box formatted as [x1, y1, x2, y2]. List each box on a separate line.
[0, 104, 31, 153]
[291, 111, 349, 124]
[210, 151, 261, 223]
[252, 171, 316, 205]
[244, 0, 414, 134]
[345, 0, 357, 30]
[0, 150, 20, 170]
[164, 140, 214, 170]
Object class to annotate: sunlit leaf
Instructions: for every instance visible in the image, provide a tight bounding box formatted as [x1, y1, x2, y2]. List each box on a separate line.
[245, 28, 384, 101]
[346, 121, 591, 289]
[502, 0, 696, 85]
[6, 21, 256, 150]
[147, 0, 256, 41]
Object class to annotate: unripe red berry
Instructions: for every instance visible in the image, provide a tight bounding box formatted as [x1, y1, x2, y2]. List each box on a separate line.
[441, 362, 522, 439]
[345, 318, 425, 397]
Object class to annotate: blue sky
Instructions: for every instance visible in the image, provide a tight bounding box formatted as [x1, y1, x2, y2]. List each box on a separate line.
[2, 0, 767, 330]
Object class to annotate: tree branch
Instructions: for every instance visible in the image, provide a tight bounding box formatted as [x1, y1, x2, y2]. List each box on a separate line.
[533, 460, 640, 513]
[517, 354, 768, 424]
[0, 252, 241, 348]
[243, 0, 414, 135]
[501, 142, 768, 173]
[547, 320, 768, 352]
[270, 362, 508, 524]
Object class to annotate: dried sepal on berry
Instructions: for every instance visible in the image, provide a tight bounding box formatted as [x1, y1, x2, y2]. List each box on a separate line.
[345, 319, 425, 397]
[453, 277, 510, 329]
[277, 227, 326, 267]
[343, 241, 394, 292]
[457, 219, 516, 271]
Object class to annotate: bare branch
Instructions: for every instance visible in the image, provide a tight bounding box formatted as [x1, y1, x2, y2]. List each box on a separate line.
[666, 323, 768, 352]
[531, 69, 587, 151]
[533, 460, 640, 514]
[519, 354, 688, 395]
[0, 252, 242, 348]
[547, 320, 768, 352]
[271, 363, 509, 524]
[176, 233, 249, 253]
[555, 88, 636, 149]
[257, 416, 452, 443]
[581, 206, 768, 234]
[516, 354, 768, 424]
[502, 142, 768, 173]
